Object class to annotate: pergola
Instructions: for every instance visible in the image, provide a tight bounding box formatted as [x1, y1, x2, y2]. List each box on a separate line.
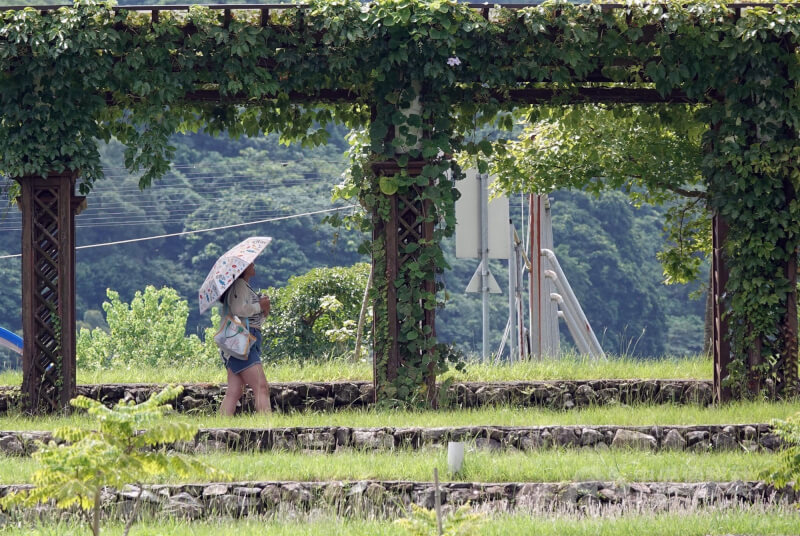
[2, 1, 796, 412]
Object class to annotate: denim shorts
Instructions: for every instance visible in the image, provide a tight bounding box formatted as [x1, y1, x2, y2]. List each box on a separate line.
[222, 328, 262, 374]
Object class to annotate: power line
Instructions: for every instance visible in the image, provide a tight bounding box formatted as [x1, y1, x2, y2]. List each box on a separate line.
[1, 202, 345, 222]
[73, 172, 340, 187]
[0, 204, 353, 230]
[96, 157, 348, 173]
[0, 174, 341, 199]
[0, 174, 350, 230]
[0, 205, 360, 259]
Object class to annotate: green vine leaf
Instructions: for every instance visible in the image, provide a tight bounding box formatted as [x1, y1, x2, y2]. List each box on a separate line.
[379, 176, 399, 195]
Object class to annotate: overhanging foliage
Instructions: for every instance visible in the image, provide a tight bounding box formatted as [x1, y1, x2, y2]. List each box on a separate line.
[2, 0, 799, 401]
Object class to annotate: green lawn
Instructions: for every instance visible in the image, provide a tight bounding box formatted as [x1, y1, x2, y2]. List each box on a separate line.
[0, 399, 796, 431]
[0, 448, 778, 484]
[2, 509, 799, 536]
[0, 354, 712, 387]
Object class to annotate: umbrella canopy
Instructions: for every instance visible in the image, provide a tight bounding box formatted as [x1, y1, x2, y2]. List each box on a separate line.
[198, 236, 272, 314]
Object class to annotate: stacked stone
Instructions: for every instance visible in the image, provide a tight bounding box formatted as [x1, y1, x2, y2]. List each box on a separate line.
[0, 378, 795, 522]
[0, 480, 794, 520]
[0, 424, 783, 457]
[0, 379, 715, 415]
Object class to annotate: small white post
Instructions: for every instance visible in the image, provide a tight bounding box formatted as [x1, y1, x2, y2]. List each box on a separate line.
[515, 230, 526, 360]
[447, 441, 465, 474]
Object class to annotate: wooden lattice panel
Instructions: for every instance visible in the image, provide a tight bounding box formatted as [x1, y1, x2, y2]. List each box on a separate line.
[371, 161, 437, 406]
[32, 187, 60, 409]
[18, 172, 80, 413]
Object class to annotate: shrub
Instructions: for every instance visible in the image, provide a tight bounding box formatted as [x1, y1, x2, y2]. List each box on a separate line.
[261, 263, 371, 361]
[77, 286, 219, 370]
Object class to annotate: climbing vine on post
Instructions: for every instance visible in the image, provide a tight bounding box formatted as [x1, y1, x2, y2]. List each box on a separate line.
[2, 0, 800, 406]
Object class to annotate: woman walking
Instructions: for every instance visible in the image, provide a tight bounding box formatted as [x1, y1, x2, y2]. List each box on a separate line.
[218, 261, 272, 415]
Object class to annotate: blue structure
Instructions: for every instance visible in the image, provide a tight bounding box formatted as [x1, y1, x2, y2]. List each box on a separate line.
[0, 327, 22, 355]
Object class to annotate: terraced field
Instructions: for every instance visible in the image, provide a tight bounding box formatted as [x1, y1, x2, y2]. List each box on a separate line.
[0, 357, 798, 534]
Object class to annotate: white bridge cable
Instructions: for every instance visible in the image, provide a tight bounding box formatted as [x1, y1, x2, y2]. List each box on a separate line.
[0, 197, 332, 220]
[0, 205, 360, 260]
[0, 188, 336, 214]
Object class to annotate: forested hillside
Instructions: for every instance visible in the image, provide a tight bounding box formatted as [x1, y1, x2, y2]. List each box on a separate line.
[0, 127, 364, 367]
[1, 126, 705, 369]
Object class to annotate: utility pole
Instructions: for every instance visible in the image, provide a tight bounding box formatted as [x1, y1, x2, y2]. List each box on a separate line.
[480, 172, 490, 361]
[507, 219, 516, 362]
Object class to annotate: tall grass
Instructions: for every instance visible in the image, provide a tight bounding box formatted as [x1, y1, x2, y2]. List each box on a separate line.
[2, 509, 799, 536]
[0, 400, 796, 431]
[450, 353, 711, 381]
[0, 354, 711, 386]
[0, 449, 776, 484]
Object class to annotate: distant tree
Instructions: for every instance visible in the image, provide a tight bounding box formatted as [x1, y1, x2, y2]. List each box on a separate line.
[548, 190, 668, 356]
[489, 105, 709, 285]
[77, 286, 217, 370]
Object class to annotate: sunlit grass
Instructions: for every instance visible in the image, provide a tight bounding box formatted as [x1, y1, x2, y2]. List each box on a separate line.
[0, 400, 796, 432]
[4, 509, 798, 536]
[450, 353, 711, 381]
[0, 354, 712, 387]
[0, 448, 776, 484]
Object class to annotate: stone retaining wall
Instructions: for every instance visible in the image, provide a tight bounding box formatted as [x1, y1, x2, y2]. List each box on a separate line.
[0, 379, 715, 414]
[0, 423, 782, 456]
[0, 480, 795, 519]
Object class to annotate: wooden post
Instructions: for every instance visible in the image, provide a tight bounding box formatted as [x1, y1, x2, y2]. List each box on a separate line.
[17, 170, 84, 413]
[778, 176, 799, 397]
[779, 249, 798, 396]
[711, 212, 731, 403]
[371, 159, 437, 407]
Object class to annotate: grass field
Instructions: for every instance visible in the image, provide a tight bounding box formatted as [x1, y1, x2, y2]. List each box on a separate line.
[0, 448, 778, 484]
[0, 399, 796, 431]
[2, 509, 799, 536]
[0, 354, 712, 387]
[0, 353, 794, 535]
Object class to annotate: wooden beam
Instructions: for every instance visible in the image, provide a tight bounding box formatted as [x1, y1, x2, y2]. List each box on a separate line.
[101, 86, 691, 107]
[497, 87, 694, 104]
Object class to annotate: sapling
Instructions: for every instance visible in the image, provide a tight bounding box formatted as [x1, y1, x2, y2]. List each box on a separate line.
[763, 411, 800, 491]
[0, 385, 222, 536]
[395, 502, 486, 536]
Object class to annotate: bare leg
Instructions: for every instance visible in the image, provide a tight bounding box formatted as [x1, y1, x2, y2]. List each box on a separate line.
[240, 363, 271, 414]
[220, 367, 245, 416]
